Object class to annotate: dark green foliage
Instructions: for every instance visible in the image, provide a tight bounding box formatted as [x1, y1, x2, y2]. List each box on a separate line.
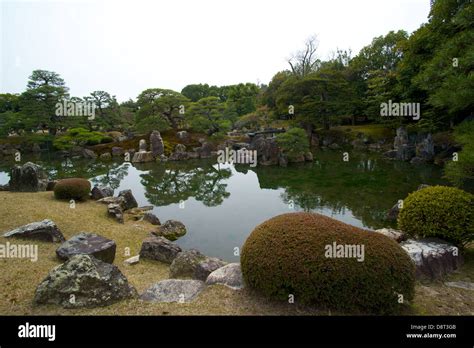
[398, 185, 474, 247]
[241, 212, 416, 314]
[444, 121, 474, 188]
[54, 178, 91, 201]
[53, 128, 112, 150]
[276, 127, 309, 160]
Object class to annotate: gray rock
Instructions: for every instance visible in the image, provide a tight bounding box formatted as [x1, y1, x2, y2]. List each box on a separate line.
[56, 232, 116, 263]
[132, 151, 154, 163]
[386, 202, 401, 221]
[150, 130, 164, 157]
[151, 220, 186, 241]
[124, 255, 140, 265]
[304, 152, 314, 161]
[373, 228, 406, 243]
[82, 148, 97, 159]
[143, 212, 161, 225]
[139, 236, 182, 264]
[91, 186, 114, 200]
[118, 189, 138, 210]
[34, 254, 137, 308]
[108, 203, 124, 223]
[99, 152, 112, 160]
[139, 139, 147, 152]
[3, 219, 65, 242]
[169, 144, 188, 161]
[416, 133, 435, 162]
[177, 131, 189, 140]
[140, 279, 205, 303]
[9, 162, 48, 192]
[111, 147, 124, 157]
[170, 249, 227, 281]
[444, 281, 474, 291]
[0, 183, 9, 191]
[401, 238, 463, 280]
[97, 196, 125, 206]
[249, 135, 280, 166]
[196, 142, 214, 159]
[205, 263, 244, 290]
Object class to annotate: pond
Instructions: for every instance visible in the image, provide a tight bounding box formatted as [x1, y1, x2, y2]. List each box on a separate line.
[0, 150, 448, 262]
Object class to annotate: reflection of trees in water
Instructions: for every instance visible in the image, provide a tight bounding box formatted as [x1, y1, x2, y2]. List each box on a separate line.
[0, 156, 129, 190]
[139, 162, 232, 207]
[239, 151, 447, 229]
[90, 163, 130, 190]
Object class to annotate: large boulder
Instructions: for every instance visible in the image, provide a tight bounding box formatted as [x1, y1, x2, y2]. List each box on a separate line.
[3, 219, 65, 242]
[91, 186, 114, 200]
[205, 263, 244, 290]
[34, 254, 137, 308]
[143, 212, 161, 225]
[150, 130, 164, 157]
[393, 127, 416, 161]
[139, 236, 182, 264]
[132, 151, 154, 163]
[151, 220, 186, 241]
[140, 279, 205, 303]
[170, 249, 227, 281]
[401, 238, 463, 280]
[169, 144, 189, 161]
[196, 142, 213, 159]
[118, 189, 138, 210]
[56, 232, 117, 263]
[249, 135, 280, 166]
[9, 162, 48, 192]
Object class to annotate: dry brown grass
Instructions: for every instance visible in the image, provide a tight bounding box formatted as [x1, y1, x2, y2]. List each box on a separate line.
[0, 191, 323, 315]
[0, 191, 472, 316]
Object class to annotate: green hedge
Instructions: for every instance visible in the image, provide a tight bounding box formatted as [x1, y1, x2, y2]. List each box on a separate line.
[54, 178, 91, 201]
[398, 185, 474, 247]
[241, 212, 415, 314]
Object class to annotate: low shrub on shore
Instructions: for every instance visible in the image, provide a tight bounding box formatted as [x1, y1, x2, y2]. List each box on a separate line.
[241, 212, 415, 314]
[53, 178, 91, 201]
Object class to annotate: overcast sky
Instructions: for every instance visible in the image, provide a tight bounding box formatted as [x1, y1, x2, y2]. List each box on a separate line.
[1, 0, 431, 102]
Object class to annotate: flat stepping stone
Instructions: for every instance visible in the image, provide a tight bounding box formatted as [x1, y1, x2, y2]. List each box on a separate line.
[444, 281, 474, 291]
[56, 232, 116, 263]
[3, 219, 65, 242]
[206, 263, 244, 290]
[140, 279, 205, 303]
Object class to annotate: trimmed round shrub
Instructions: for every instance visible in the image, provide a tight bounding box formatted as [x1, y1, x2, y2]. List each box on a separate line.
[398, 185, 474, 247]
[53, 178, 91, 201]
[241, 212, 415, 314]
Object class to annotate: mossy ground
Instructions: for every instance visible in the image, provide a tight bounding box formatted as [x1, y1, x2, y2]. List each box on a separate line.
[0, 191, 472, 315]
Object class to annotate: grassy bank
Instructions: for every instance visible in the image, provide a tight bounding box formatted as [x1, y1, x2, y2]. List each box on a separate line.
[0, 191, 472, 315]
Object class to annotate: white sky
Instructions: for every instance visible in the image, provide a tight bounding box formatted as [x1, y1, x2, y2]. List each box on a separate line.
[1, 0, 431, 102]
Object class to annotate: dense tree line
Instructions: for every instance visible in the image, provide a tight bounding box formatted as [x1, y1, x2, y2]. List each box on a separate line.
[0, 0, 471, 138]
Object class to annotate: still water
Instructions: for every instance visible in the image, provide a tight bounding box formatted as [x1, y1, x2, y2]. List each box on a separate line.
[0, 150, 447, 261]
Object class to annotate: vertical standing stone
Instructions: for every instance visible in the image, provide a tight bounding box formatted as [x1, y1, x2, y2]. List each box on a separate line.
[150, 130, 164, 157]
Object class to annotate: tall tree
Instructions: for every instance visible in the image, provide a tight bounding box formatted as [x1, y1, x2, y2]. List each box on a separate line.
[20, 70, 69, 134]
